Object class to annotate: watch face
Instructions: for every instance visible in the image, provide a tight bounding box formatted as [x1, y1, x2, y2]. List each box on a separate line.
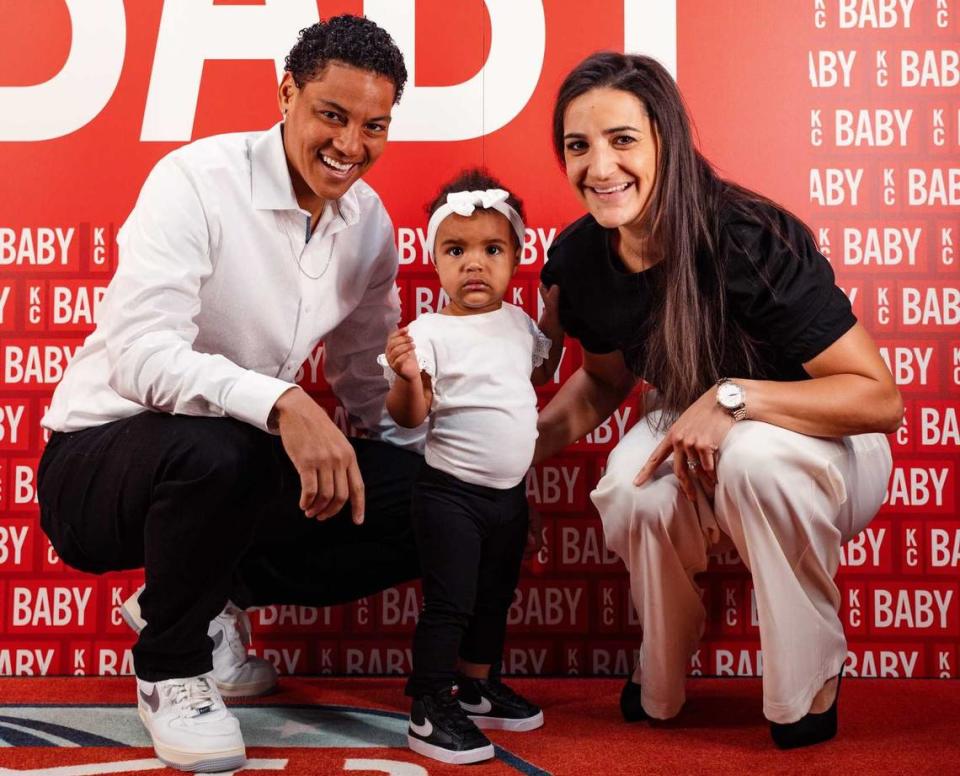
[718, 382, 743, 408]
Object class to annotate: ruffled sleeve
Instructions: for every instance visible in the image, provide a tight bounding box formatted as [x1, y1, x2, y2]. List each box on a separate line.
[376, 317, 437, 386]
[515, 306, 553, 368]
[376, 352, 435, 386]
[722, 204, 856, 364]
[532, 328, 553, 368]
[527, 317, 553, 368]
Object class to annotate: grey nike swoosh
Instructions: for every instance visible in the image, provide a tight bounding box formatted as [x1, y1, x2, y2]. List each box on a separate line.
[460, 698, 493, 714]
[409, 717, 433, 737]
[139, 686, 160, 713]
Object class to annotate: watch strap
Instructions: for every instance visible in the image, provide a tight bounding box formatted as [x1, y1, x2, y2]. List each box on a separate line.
[716, 377, 747, 421]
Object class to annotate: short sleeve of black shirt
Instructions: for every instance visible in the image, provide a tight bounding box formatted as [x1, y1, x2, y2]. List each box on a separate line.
[541, 215, 624, 354]
[721, 204, 857, 366]
[540, 205, 856, 381]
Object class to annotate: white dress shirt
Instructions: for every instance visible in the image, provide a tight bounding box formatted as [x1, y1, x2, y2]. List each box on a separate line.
[43, 123, 420, 450]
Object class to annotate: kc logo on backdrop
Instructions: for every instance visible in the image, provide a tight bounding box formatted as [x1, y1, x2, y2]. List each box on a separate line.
[2, 0, 959, 682]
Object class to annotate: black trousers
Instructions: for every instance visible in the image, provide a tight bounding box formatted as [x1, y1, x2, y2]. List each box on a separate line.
[37, 412, 423, 682]
[405, 464, 528, 697]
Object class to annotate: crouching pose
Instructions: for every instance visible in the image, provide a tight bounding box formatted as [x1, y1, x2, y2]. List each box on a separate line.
[38, 17, 423, 772]
[537, 52, 902, 748]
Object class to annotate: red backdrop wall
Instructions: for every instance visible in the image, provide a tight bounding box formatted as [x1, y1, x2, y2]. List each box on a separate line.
[0, 0, 957, 679]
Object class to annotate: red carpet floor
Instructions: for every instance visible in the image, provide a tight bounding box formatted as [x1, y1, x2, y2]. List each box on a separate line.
[0, 677, 956, 775]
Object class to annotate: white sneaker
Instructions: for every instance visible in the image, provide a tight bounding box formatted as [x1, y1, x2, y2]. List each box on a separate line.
[209, 603, 278, 697]
[122, 586, 278, 697]
[137, 674, 246, 773]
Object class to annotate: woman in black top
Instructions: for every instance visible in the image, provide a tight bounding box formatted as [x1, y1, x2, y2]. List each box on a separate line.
[536, 52, 902, 749]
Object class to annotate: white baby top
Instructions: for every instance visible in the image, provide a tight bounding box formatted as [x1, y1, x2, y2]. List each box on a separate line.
[383, 303, 551, 489]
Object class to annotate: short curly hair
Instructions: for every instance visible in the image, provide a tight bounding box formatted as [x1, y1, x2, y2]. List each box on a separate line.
[285, 15, 408, 103]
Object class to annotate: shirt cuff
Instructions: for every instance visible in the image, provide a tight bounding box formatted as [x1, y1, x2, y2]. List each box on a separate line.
[225, 370, 299, 433]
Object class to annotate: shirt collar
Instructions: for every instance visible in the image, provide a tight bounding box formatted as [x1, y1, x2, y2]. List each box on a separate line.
[250, 122, 360, 228]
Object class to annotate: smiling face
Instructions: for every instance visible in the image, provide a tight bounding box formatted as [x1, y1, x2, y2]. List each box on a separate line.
[562, 87, 659, 232]
[278, 61, 395, 214]
[433, 211, 519, 316]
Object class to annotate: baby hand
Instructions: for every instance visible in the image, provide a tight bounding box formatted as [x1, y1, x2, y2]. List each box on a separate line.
[385, 327, 422, 382]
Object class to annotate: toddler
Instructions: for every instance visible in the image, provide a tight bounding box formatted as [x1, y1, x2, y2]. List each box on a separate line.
[379, 170, 561, 765]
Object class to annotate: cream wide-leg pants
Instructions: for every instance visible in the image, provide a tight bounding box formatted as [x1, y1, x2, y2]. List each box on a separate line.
[591, 411, 892, 724]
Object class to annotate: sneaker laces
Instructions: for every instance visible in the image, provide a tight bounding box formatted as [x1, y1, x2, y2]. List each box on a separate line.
[164, 676, 219, 717]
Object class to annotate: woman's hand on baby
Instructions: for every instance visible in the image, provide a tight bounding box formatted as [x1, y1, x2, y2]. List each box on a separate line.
[385, 327, 422, 382]
[538, 283, 561, 335]
[524, 505, 546, 560]
[632, 387, 735, 501]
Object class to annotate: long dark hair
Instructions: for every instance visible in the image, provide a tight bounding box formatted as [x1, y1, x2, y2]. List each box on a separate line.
[553, 52, 783, 422]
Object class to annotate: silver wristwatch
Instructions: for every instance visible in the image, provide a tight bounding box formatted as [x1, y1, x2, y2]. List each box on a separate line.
[716, 378, 747, 421]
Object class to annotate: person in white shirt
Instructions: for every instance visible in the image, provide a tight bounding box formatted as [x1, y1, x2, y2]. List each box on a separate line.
[37, 16, 422, 773]
[380, 170, 562, 765]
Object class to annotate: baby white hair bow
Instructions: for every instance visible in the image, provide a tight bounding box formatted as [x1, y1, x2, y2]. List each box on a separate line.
[426, 188, 526, 262]
[445, 189, 511, 215]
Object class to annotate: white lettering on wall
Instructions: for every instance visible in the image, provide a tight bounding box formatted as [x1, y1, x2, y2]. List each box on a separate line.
[624, 0, 678, 78]
[2, 1, 680, 143]
[0, 0, 126, 141]
[142, 0, 318, 141]
[370, 0, 546, 141]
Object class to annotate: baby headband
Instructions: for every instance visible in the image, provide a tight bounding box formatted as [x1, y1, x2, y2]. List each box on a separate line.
[425, 189, 526, 262]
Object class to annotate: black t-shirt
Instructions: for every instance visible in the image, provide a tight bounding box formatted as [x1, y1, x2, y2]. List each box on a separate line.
[540, 204, 857, 382]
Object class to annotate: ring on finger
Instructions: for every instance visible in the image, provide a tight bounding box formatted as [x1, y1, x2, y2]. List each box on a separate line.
[686, 458, 700, 470]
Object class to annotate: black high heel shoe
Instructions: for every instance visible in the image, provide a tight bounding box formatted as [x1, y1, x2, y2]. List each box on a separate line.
[620, 677, 649, 722]
[770, 673, 842, 749]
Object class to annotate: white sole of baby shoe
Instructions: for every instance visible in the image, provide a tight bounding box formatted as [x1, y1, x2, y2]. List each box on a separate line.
[469, 710, 544, 731]
[407, 734, 494, 764]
